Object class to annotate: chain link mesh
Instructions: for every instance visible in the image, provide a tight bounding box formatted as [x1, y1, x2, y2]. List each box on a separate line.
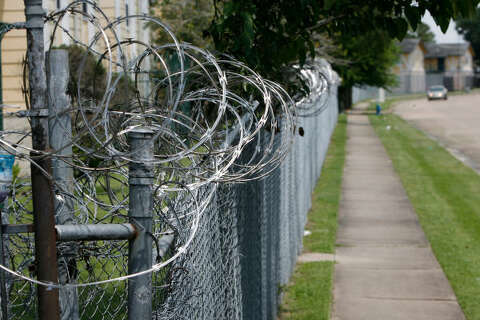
[0, 83, 337, 320]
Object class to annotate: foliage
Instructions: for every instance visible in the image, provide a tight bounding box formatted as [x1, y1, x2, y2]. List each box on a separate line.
[12, 164, 20, 182]
[332, 30, 399, 89]
[208, 0, 478, 96]
[149, 0, 214, 49]
[405, 22, 435, 43]
[456, 8, 480, 65]
[58, 45, 135, 108]
[332, 29, 399, 111]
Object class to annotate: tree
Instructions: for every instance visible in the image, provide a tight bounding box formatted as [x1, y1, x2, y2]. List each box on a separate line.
[406, 22, 435, 43]
[150, 0, 214, 49]
[332, 30, 399, 112]
[209, 0, 479, 108]
[456, 8, 480, 65]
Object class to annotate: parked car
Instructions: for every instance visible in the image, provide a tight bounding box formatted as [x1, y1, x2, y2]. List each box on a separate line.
[427, 85, 448, 100]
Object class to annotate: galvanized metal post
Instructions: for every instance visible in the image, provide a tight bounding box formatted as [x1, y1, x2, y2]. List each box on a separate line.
[47, 49, 79, 320]
[128, 128, 154, 320]
[24, 1, 61, 319]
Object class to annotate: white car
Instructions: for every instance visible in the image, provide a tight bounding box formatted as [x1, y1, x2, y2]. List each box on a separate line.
[427, 85, 448, 100]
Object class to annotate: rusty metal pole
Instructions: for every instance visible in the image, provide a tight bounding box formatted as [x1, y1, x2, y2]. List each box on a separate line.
[24, 1, 61, 319]
[128, 128, 154, 320]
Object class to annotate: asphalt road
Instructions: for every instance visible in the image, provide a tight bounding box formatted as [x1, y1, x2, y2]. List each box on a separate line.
[394, 92, 480, 173]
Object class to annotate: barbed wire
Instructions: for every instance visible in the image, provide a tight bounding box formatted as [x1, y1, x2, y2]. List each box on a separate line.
[0, 0, 337, 295]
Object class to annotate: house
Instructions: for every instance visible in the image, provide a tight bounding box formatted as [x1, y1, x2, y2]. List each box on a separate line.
[424, 42, 474, 91]
[0, 0, 150, 110]
[391, 38, 426, 94]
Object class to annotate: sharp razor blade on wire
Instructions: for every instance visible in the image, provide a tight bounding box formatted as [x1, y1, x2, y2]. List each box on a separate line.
[0, 0, 336, 292]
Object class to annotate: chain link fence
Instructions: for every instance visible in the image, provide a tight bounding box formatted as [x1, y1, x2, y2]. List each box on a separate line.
[158, 83, 339, 320]
[1, 80, 338, 320]
[0, 1, 339, 318]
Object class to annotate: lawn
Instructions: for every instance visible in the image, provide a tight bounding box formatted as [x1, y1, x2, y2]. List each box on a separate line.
[370, 111, 480, 320]
[279, 262, 334, 320]
[279, 114, 347, 319]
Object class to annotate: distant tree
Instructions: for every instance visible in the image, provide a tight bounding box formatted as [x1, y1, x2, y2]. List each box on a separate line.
[406, 22, 435, 43]
[332, 30, 399, 112]
[59, 45, 133, 108]
[209, 0, 478, 109]
[149, 0, 214, 49]
[456, 8, 480, 65]
[148, 0, 479, 112]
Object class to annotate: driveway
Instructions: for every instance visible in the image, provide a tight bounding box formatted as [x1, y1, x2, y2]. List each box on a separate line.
[394, 93, 480, 173]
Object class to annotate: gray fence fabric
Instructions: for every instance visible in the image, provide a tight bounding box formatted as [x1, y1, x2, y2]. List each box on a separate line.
[352, 85, 378, 104]
[1, 81, 338, 320]
[157, 85, 338, 320]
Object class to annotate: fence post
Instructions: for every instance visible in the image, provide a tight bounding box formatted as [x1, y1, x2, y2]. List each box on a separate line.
[24, 1, 61, 319]
[128, 127, 154, 320]
[47, 49, 79, 320]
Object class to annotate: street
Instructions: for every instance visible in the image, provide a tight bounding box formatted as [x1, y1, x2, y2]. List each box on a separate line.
[394, 92, 480, 172]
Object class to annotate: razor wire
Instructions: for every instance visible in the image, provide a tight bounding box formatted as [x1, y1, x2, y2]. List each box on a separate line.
[0, 1, 339, 319]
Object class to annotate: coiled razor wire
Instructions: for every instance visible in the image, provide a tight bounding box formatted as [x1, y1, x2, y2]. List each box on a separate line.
[0, 1, 339, 317]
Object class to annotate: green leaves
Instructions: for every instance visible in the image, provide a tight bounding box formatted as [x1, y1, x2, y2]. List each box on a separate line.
[388, 18, 409, 40]
[456, 7, 480, 64]
[332, 29, 399, 88]
[404, 6, 421, 31]
[324, 0, 336, 10]
[207, 0, 479, 98]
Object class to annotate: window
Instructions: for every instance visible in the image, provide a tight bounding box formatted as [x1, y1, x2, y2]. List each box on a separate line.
[438, 58, 445, 72]
[82, 2, 87, 13]
[56, 0, 61, 9]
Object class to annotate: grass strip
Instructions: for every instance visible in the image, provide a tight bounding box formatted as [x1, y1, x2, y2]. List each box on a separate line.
[279, 262, 334, 320]
[279, 114, 347, 319]
[369, 112, 480, 320]
[303, 114, 347, 253]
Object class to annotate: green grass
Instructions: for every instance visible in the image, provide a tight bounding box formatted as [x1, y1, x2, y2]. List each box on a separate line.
[278, 114, 347, 319]
[368, 94, 425, 113]
[279, 262, 334, 320]
[303, 114, 347, 253]
[369, 112, 480, 320]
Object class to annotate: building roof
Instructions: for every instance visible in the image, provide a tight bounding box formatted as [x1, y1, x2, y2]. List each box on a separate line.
[399, 38, 422, 54]
[425, 43, 472, 58]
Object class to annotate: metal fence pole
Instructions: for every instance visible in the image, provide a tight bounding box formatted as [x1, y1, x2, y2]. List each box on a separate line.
[24, 1, 61, 319]
[128, 127, 154, 320]
[47, 49, 79, 320]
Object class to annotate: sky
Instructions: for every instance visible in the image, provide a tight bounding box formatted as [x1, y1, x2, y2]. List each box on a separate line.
[422, 10, 465, 43]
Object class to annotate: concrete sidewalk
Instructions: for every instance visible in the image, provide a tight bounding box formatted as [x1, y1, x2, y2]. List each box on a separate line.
[331, 111, 465, 320]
